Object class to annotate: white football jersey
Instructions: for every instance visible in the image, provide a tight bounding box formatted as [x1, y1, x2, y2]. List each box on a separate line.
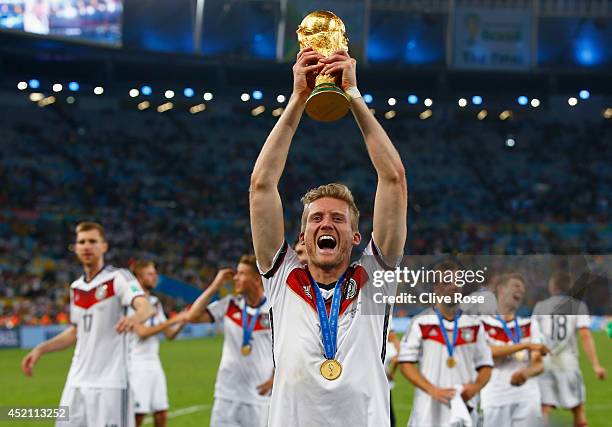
[399, 310, 493, 427]
[67, 265, 145, 388]
[260, 239, 396, 427]
[207, 295, 273, 405]
[480, 315, 543, 408]
[532, 295, 590, 372]
[128, 294, 167, 367]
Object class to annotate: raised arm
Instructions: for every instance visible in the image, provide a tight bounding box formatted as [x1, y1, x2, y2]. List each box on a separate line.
[21, 325, 77, 377]
[187, 269, 233, 323]
[321, 51, 407, 261]
[250, 48, 324, 272]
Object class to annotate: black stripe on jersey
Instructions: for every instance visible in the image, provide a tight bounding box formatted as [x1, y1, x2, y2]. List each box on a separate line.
[269, 308, 276, 369]
[262, 241, 288, 279]
[380, 303, 391, 363]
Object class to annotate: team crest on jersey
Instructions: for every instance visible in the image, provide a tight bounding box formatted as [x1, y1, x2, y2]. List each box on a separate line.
[95, 284, 108, 300]
[461, 328, 474, 342]
[345, 278, 358, 299]
[302, 285, 312, 300]
[260, 314, 270, 328]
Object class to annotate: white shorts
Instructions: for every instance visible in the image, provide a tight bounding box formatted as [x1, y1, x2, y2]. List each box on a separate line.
[56, 386, 134, 427]
[539, 369, 586, 409]
[483, 401, 542, 427]
[210, 398, 269, 427]
[129, 365, 169, 414]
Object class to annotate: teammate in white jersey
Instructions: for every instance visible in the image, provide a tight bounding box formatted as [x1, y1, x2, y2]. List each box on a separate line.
[249, 46, 407, 426]
[129, 260, 188, 427]
[480, 273, 549, 427]
[21, 222, 154, 427]
[532, 271, 607, 427]
[400, 263, 493, 427]
[187, 255, 274, 427]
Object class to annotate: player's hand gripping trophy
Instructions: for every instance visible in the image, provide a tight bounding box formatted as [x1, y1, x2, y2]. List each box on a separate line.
[296, 10, 351, 122]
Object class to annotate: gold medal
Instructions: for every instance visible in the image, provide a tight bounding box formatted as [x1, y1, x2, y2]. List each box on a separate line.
[514, 350, 526, 362]
[447, 357, 457, 368]
[320, 359, 342, 380]
[241, 344, 252, 356]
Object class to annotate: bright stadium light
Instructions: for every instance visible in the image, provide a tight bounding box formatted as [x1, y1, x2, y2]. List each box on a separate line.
[517, 96, 528, 106]
[568, 97, 578, 107]
[603, 108, 612, 119]
[384, 110, 396, 119]
[579, 90, 590, 100]
[52, 83, 63, 93]
[252, 90, 263, 100]
[164, 90, 175, 99]
[251, 105, 265, 116]
[68, 82, 79, 91]
[407, 94, 418, 105]
[276, 94, 286, 103]
[137, 101, 150, 111]
[506, 137, 516, 147]
[477, 110, 488, 120]
[472, 95, 483, 105]
[94, 86, 104, 95]
[530, 98, 540, 108]
[363, 94, 373, 104]
[424, 98, 433, 107]
[241, 93, 250, 102]
[129, 89, 139, 98]
[203, 92, 213, 101]
[419, 109, 432, 120]
[499, 110, 512, 120]
[28, 79, 40, 89]
[184, 88, 195, 98]
[157, 102, 173, 113]
[387, 97, 396, 106]
[66, 96, 75, 104]
[272, 107, 284, 117]
[189, 104, 206, 114]
[17, 81, 27, 90]
[458, 98, 467, 108]
[29, 92, 44, 102]
[141, 86, 152, 96]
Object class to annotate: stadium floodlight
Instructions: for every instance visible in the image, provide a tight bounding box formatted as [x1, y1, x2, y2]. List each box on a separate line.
[424, 98, 433, 107]
[472, 95, 483, 105]
[141, 86, 152, 96]
[603, 108, 612, 119]
[419, 109, 432, 120]
[458, 98, 467, 108]
[184, 88, 195, 98]
[252, 90, 263, 100]
[17, 81, 27, 90]
[276, 94, 286, 103]
[129, 89, 139, 98]
[568, 97, 578, 107]
[506, 137, 516, 147]
[52, 84, 63, 93]
[579, 90, 590, 100]
[137, 101, 150, 111]
[272, 107, 284, 117]
[29, 92, 44, 102]
[164, 90, 175, 99]
[530, 98, 540, 108]
[68, 82, 79, 91]
[203, 92, 213, 101]
[499, 110, 512, 120]
[251, 105, 265, 116]
[241, 93, 250, 102]
[28, 79, 40, 89]
[477, 110, 488, 120]
[66, 96, 75, 104]
[363, 94, 373, 104]
[387, 97, 396, 106]
[517, 96, 528, 106]
[407, 94, 418, 105]
[94, 86, 104, 95]
[384, 110, 396, 119]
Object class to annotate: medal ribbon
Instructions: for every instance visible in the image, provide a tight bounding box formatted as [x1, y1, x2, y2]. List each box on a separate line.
[434, 307, 462, 359]
[309, 271, 347, 360]
[496, 314, 521, 344]
[242, 297, 266, 348]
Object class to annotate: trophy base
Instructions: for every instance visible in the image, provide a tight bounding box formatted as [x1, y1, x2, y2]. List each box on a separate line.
[305, 83, 350, 122]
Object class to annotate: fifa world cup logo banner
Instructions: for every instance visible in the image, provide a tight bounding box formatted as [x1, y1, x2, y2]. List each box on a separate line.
[296, 10, 350, 122]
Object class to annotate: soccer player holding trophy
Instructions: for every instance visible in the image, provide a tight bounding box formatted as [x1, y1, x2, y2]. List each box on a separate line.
[249, 10, 407, 427]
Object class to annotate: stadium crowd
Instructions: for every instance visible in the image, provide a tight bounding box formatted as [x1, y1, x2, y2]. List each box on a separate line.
[1, 103, 611, 326]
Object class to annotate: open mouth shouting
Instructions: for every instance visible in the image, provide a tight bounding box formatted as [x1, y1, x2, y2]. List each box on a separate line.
[316, 234, 337, 255]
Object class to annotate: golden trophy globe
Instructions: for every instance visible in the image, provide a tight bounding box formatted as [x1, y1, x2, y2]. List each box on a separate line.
[297, 10, 350, 122]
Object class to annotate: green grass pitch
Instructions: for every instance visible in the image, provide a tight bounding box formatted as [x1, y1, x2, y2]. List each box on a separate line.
[0, 332, 609, 426]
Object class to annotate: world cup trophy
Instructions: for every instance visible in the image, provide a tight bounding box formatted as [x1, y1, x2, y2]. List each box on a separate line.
[297, 10, 350, 122]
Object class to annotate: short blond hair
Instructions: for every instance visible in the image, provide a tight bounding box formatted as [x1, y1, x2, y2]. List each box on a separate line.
[75, 221, 106, 241]
[132, 260, 155, 278]
[239, 254, 258, 274]
[494, 273, 526, 294]
[300, 183, 359, 231]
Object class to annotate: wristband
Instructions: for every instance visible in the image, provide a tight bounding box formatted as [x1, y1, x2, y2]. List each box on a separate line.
[345, 86, 361, 101]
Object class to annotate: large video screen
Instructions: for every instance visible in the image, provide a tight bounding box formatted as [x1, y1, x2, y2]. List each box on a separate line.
[0, 0, 122, 45]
